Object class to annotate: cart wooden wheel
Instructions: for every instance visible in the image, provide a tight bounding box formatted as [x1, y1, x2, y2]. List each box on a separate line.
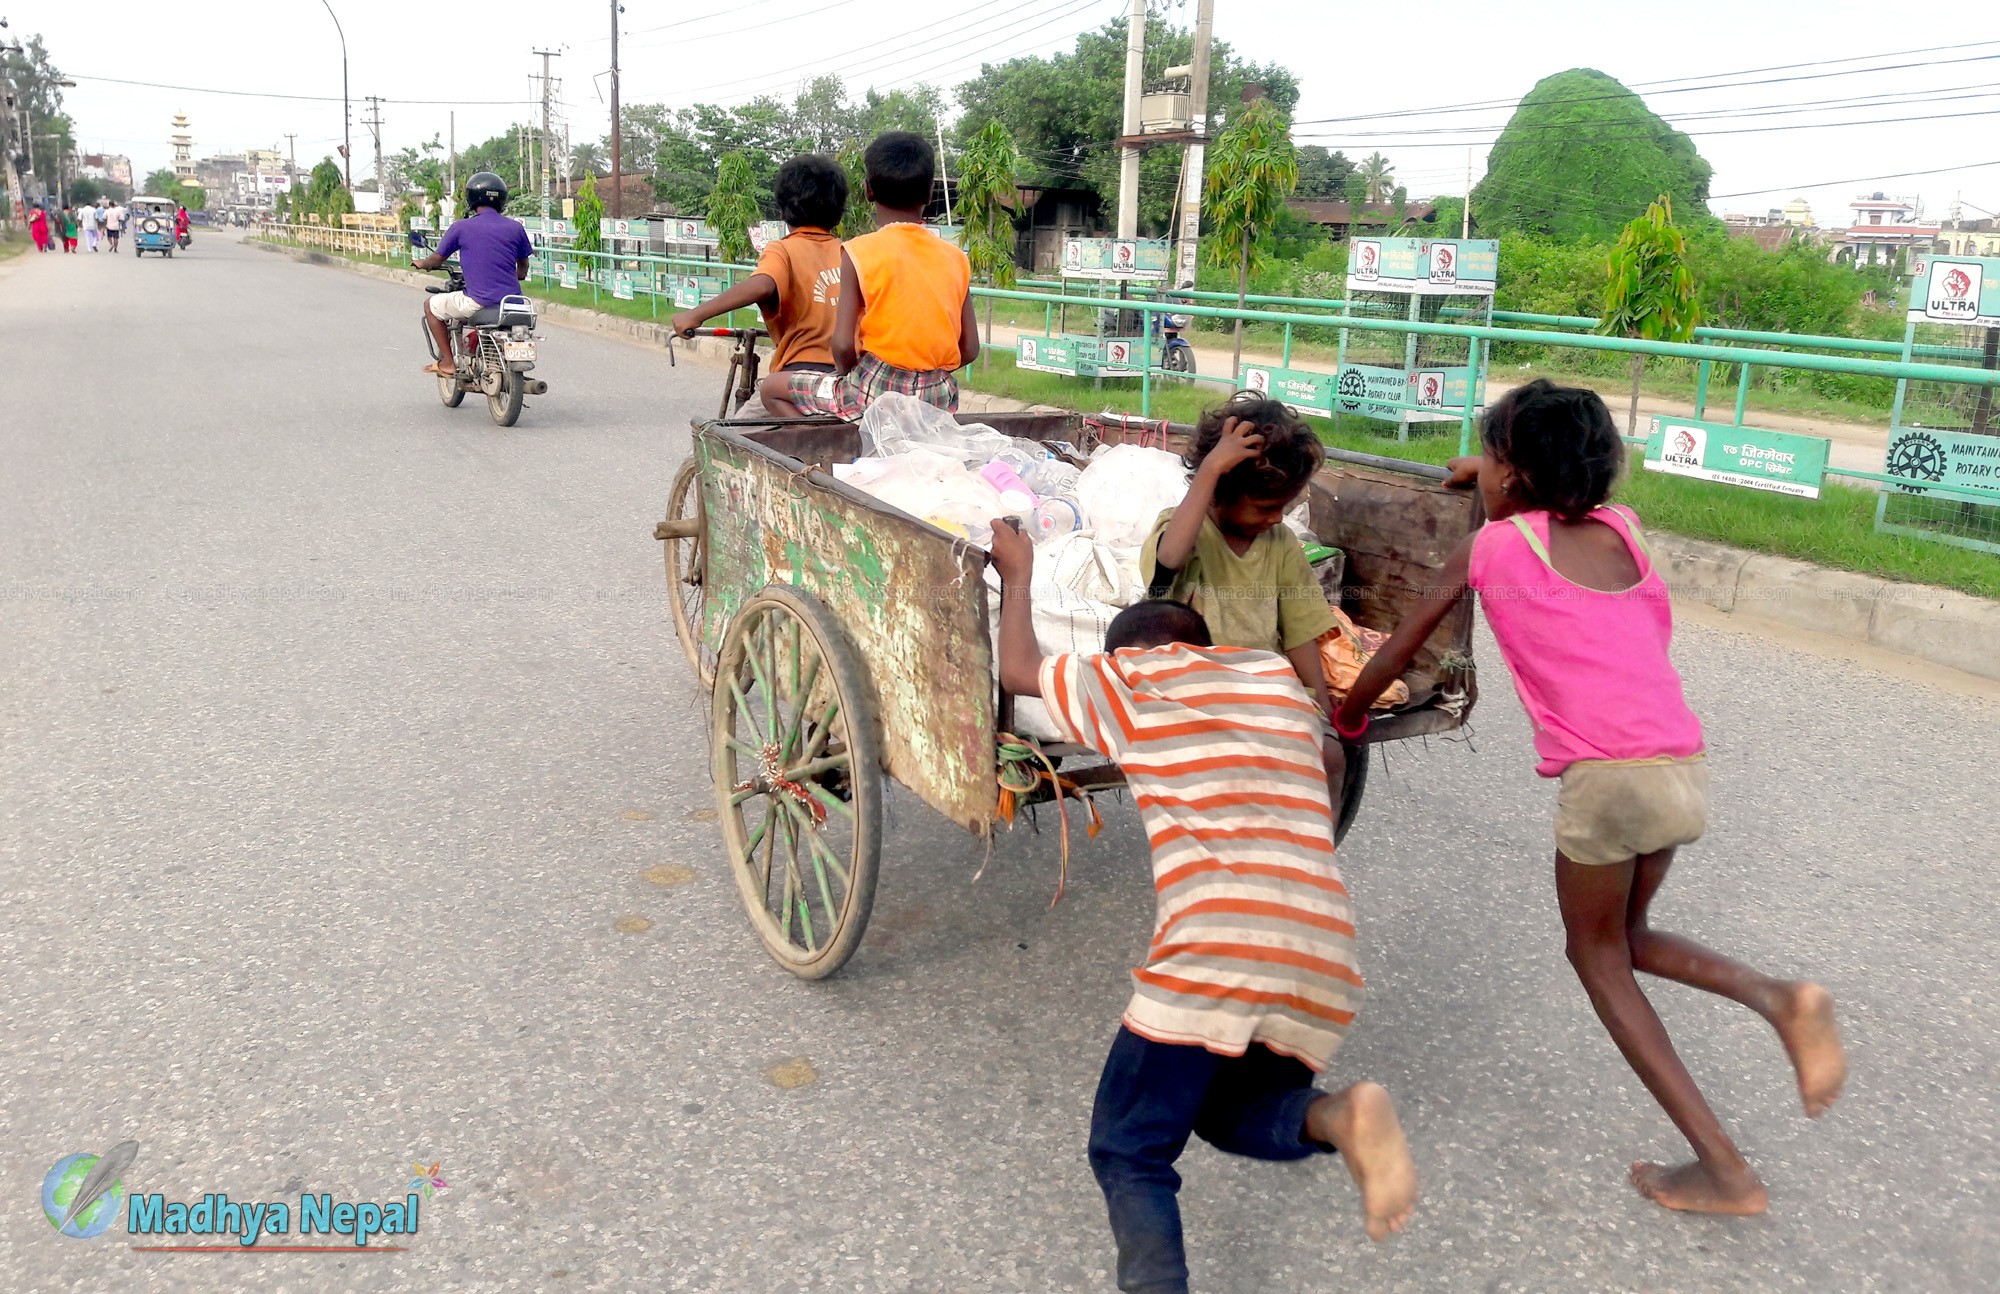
[660, 456, 714, 687]
[711, 585, 882, 979]
[1334, 742, 1370, 847]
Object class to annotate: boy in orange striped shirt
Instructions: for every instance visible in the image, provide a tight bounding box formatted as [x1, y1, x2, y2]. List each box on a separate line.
[990, 519, 1416, 1294]
[785, 131, 980, 419]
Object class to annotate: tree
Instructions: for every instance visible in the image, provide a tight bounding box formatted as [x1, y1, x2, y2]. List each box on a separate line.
[956, 120, 1020, 352]
[706, 152, 760, 264]
[574, 174, 604, 256]
[1293, 146, 1353, 200]
[1598, 194, 1701, 434]
[1358, 153, 1395, 205]
[956, 16, 1297, 234]
[303, 158, 353, 222]
[1475, 69, 1715, 242]
[385, 135, 446, 215]
[2, 33, 75, 197]
[1203, 97, 1298, 379]
[835, 144, 872, 239]
[568, 142, 605, 179]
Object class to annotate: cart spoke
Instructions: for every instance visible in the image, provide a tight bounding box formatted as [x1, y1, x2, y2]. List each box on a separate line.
[730, 783, 762, 807]
[774, 810, 796, 940]
[804, 781, 856, 822]
[784, 752, 848, 783]
[778, 655, 823, 764]
[797, 697, 842, 766]
[786, 799, 853, 891]
[729, 674, 771, 745]
[743, 625, 780, 737]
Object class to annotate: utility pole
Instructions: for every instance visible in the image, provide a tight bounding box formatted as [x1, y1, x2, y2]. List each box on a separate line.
[447, 111, 456, 221]
[1463, 147, 1472, 238]
[363, 95, 385, 200]
[1172, 0, 1214, 287]
[934, 117, 954, 225]
[609, 0, 623, 218]
[0, 25, 23, 230]
[1115, 0, 1145, 238]
[534, 48, 560, 221]
[284, 132, 297, 190]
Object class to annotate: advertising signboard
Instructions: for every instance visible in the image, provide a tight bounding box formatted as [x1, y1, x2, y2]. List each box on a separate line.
[600, 218, 653, 241]
[1346, 238, 1499, 296]
[1906, 255, 2000, 327]
[1644, 417, 1831, 498]
[1885, 426, 2000, 493]
[1016, 335, 1080, 376]
[1059, 237, 1171, 280]
[558, 260, 578, 290]
[612, 271, 635, 300]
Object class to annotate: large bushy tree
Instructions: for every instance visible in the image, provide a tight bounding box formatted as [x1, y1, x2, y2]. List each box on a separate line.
[2, 33, 75, 196]
[705, 153, 761, 264]
[955, 16, 1298, 234]
[1474, 69, 1715, 242]
[957, 120, 1021, 350]
[1293, 146, 1354, 200]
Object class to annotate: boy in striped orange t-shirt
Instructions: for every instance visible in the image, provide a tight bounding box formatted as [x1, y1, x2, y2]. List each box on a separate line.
[990, 520, 1417, 1294]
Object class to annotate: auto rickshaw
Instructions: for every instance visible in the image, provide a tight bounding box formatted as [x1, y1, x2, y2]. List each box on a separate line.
[130, 197, 179, 258]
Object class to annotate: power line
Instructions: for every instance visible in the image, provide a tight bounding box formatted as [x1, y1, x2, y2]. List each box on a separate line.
[1296, 107, 2000, 150]
[1706, 158, 2000, 201]
[63, 72, 534, 106]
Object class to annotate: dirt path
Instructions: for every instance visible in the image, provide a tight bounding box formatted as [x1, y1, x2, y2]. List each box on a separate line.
[983, 321, 1891, 475]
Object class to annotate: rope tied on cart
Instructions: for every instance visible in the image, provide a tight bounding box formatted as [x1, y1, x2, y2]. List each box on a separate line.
[733, 742, 827, 827]
[992, 733, 1102, 908]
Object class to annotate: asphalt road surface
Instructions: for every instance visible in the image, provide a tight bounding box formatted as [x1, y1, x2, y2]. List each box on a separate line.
[3, 232, 1997, 1293]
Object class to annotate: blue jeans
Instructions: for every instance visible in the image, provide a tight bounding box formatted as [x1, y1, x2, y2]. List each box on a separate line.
[1087, 1026, 1333, 1294]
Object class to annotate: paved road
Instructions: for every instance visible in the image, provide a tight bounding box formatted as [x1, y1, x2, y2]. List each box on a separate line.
[3, 232, 1997, 1293]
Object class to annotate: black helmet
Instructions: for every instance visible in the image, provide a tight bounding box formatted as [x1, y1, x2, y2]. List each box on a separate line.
[465, 171, 508, 211]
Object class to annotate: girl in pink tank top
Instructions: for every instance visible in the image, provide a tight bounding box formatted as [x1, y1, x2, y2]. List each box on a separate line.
[1333, 380, 1844, 1219]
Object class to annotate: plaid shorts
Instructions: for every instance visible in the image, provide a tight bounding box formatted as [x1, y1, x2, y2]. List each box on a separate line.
[784, 352, 960, 420]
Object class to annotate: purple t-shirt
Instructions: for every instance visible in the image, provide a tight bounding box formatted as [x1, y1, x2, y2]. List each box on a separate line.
[437, 209, 534, 307]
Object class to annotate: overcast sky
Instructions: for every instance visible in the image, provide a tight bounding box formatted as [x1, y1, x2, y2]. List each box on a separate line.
[31, 0, 1999, 226]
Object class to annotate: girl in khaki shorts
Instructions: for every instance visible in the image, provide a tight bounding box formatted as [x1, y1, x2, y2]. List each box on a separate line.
[1334, 380, 1847, 1218]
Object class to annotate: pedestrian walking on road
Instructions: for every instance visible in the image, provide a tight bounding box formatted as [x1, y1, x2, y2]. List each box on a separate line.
[80, 201, 100, 252]
[105, 202, 126, 252]
[991, 523, 1417, 1294]
[28, 204, 51, 252]
[59, 205, 78, 252]
[1337, 379, 1847, 1218]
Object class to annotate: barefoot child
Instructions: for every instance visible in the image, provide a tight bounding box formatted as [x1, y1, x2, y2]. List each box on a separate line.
[1334, 379, 1846, 1216]
[991, 519, 1416, 1292]
[1142, 393, 1351, 804]
[670, 153, 848, 417]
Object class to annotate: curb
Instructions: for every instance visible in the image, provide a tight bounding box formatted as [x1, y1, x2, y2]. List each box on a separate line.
[1652, 537, 2000, 682]
[258, 237, 2000, 685]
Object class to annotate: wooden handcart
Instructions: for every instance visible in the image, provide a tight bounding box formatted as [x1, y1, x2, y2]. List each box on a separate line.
[656, 411, 1483, 979]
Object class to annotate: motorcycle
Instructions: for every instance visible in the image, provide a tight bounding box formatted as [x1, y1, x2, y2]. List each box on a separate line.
[1153, 288, 1197, 380]
[410, 230, 548, 427]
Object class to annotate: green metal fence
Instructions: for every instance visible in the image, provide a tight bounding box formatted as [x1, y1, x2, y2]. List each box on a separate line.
[256, 223, 2000, 537]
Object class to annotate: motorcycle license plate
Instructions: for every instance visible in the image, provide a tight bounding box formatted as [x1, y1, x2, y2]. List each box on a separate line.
[502, 340, 537, 363]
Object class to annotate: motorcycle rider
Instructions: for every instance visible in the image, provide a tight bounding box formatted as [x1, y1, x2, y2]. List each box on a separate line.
[412, 171, 534, 378]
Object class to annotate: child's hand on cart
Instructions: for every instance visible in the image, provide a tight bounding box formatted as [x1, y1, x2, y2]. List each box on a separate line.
[1443, 455, 1484, 489]
[988, 516, 1033, 585]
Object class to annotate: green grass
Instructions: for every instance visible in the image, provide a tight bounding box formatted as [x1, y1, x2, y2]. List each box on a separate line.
[962, 365, 2000, 600]
[0, 231, 31, 262]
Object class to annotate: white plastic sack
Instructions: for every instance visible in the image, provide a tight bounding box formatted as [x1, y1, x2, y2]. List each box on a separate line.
[835, 448, 1005, 543]
[858, 392, 1014, 465]
[980, 530, 1151, 741]
[1071, 443, 1189, 551]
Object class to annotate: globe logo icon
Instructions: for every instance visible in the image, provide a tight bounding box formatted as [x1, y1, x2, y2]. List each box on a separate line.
[41, 1143, 139, 1239]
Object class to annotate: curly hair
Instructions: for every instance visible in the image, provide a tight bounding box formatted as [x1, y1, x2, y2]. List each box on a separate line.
[863, 132, 934, 210]
[773, 154, 849, 230]
[1188, 391, 1326, 503]
[1479, 379, 1624, 521]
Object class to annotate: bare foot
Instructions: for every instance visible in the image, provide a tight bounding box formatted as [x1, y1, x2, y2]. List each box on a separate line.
[1772, 981, 1845, 1117]
[1630, 1160, 1768, 1215]
[424, 361, 456, 377]
[1306, 1082, 1417, 1241]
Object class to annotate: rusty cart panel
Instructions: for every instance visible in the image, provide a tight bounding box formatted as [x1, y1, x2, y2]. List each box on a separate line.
[693, 421, 1001, 831]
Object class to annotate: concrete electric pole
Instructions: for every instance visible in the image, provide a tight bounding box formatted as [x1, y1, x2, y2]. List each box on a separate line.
[1172, 0, 1214, 287]
[534, 48, 560, 221]
[363, 95, 385, 199]
[609, 0, 622, 218]
[1115, 0, 1145, 239]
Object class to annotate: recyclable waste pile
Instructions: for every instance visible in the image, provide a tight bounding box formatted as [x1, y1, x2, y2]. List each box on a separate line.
[831, 395, 1191, 739]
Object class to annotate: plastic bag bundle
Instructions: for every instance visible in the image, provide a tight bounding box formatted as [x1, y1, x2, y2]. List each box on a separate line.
[857, 392, 1015, 465]
[1071, 443, 1190, 551]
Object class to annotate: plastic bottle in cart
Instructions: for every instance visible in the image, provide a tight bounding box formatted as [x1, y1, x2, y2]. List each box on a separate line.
[1021, 457, 1081, 497]
[1031, 496, 1085, 542]
[979, 460, 1040, 509]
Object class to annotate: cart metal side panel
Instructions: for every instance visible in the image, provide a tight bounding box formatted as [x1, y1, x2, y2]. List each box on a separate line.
[694, 426, 1000, 831]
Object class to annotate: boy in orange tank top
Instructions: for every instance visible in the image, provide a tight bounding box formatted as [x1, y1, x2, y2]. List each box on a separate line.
[783, 132, 980, 420]
[671, 154, 848, 416]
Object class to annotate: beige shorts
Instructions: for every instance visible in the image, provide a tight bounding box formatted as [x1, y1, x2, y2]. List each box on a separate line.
[427, 290, 484, 322]
[1554, 755, 1709, 866]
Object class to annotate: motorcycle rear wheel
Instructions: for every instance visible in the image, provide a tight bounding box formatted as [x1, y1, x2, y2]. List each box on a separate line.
[488, 365, 525, 427]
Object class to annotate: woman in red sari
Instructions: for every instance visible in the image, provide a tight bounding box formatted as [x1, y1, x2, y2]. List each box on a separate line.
[28, 204, 51, 252]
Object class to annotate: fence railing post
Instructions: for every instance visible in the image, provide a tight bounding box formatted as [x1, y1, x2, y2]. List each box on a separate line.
[1733, 361, 1752, 427]
[1693, 357, 1711, 420]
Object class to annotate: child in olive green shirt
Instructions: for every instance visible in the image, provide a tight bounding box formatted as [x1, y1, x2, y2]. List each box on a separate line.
[1143, 392, 1345, 774]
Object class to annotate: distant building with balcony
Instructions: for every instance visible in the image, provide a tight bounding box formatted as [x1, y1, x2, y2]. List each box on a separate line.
[1937, 216, 2000, 258]
[77, 153, 133, 188]
[1833, 192, 1938, 267]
